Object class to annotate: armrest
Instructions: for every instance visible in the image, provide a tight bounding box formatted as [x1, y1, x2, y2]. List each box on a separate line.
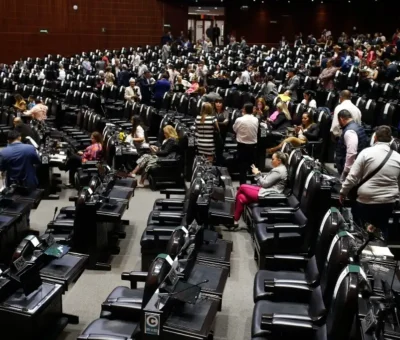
[156, 158, 179, 166]
[152, 211, 184, 223]
[121, 271, 148, 289]
[258, 195, 288, 207]
[264, 254, 309, 271]
[263, 283, 313, 304]
[261, 209, 295, 222]
[261, 316, 314, 334]
[266, 223, 302, 233]
[160, 188, 187, 199]
[157, 199, 185, 209]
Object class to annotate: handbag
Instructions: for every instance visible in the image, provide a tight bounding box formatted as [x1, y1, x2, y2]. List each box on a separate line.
[347, 149, 393, 201]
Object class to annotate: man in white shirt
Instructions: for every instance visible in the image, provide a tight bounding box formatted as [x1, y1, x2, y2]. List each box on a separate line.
[131, 52, 141, 68]
[233, 102, 259, 184]
[340, 125, 400, 238]
[124, 78, 142, 103]
[331, 90, 362, 138]
[138, 62, 148, 77]
[195, 61, 208, 87]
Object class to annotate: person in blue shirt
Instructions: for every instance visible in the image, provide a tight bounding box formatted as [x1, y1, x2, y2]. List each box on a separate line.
[153, 72, 171, 109]
[0, 130, 40, 190]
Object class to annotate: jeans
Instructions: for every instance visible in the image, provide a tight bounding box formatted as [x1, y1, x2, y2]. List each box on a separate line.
[234, 184, 261, 221]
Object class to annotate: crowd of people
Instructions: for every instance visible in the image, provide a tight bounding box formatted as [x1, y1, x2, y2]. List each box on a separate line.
[1, 27, 400, 239]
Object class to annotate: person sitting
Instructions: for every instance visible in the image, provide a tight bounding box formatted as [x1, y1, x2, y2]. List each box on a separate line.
[173, 76, 186, 93]
[233, 152, 288, 228]
[13, 117, 38, 143]
[64, 132, 103, 188]
[301, 90, 317, 108]
[24, 98, 48, 121]
[129, 125, 179, 187]
[125, 115, 145, 150]
[267, 112, 320, 154]
[267, 101, 292, 132]
[185, 76, 199, 94]
[14, 94, 27, 114]
[27, 95, 35, 110]
[254, 97, 269, 122]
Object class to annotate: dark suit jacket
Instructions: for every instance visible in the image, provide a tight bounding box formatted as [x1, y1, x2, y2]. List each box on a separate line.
[118, 70, 131, 87]
[154, 79, 171, 99]
[270, 113, 291, 133]
[157, 138, 179, 159]
[15, 124, 37, 143]
[139, 77, 153, 101]
[303, 123, 320, 141]
[286, 76, 300, 101]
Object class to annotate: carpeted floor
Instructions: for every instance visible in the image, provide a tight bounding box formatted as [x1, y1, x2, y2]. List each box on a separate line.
[29, 171, 257, 340]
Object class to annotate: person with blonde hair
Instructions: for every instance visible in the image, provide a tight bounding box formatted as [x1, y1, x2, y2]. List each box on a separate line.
[129, 125, 179, 187]
[267, 101, 292, 132]
[195, 102, 219, 160]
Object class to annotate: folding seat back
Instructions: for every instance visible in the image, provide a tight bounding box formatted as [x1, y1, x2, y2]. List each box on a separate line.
[379, 102, 396, 127]
[72, 90, 81, 106]
[367, 81, 380, 100]
[123, 101, 133, 120]
[231, 90, 241, 109]
[325, 264, 362, 340]
[69, 81, 77, 91]
[162, 91, 173, 110]
[324, 91, 338, 112]
[100, 84, 110, 99]
[363, 99, 376, 127]
[59, 80, 69, 93]
[381, 82, 394, 99]
[31, 86, 39, 97]
[1, 110, 8, 125]
[76, 109, 85, 129]
[108, 85, 118, 101]
[188, 97, 198, 117]
[224, 88, 235, 108]
[178, 94, 189, 115]
[81, 92, 90, 107]
[88, 93, 99, 110]
[7, 113, 15, 127]
[165, 228, 186, 260]
[170, 92, 182, 110]
[333, 71, 347, 91]
[83, 110, 91, 131]
[118, 86, 125, 101]
[132, 102, 141, 117]
[240, 91, 254, 108]
[289, 155, 314, 202]
[196, 97, 206, 116]
[317, 231, 352, 310]
[65, 90, 74, 104]
[1, 78, 11, 91]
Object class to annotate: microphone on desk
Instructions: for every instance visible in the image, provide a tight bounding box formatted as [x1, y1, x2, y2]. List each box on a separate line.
[52, 207, 58, 222]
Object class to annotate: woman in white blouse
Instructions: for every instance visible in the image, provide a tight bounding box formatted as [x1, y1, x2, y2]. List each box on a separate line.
[301, 90, 317, 108]
[125, 115, 145, 149]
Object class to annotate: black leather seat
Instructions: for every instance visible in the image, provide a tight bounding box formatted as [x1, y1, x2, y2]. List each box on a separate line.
[253, 207, 343, 302]
[251, 262, 361, 340]
[254, 170, 332, 268]
[79, 256, 171, 339]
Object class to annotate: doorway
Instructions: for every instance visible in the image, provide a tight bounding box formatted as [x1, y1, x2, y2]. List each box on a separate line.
[188, 19, 225, 45]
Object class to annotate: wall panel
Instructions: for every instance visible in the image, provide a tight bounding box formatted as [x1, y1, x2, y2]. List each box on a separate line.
[0, 0, 164, 63]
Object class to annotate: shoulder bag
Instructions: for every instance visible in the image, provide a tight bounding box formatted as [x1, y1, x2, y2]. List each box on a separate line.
[347, 149, 393, 201]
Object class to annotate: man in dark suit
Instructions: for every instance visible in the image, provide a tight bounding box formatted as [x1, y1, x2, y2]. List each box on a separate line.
[139, 71, 153, 105]
[206, 25, 213, 42]
[285, 68, 300, 102]
[384, 58, 398, 82]
[118, 65, 131, 87]
[213, 24, 220, 46]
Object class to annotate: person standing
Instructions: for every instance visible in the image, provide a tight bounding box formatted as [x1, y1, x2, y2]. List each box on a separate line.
[335, 110, 368, 182]
[284, 68, 300, 102]
[339, 126, 400, 239]
[0, 130, 40, 189]
[233, 102, 259, 185]
[124, 78, 142, 103]
[206, 25, 213, 43]
[162, 41, 171, 63]
[331, 90, 362, 138]
[195, 102, 219, 162]
[213, 24, 220, 46]
[139, 71, 153, 105]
